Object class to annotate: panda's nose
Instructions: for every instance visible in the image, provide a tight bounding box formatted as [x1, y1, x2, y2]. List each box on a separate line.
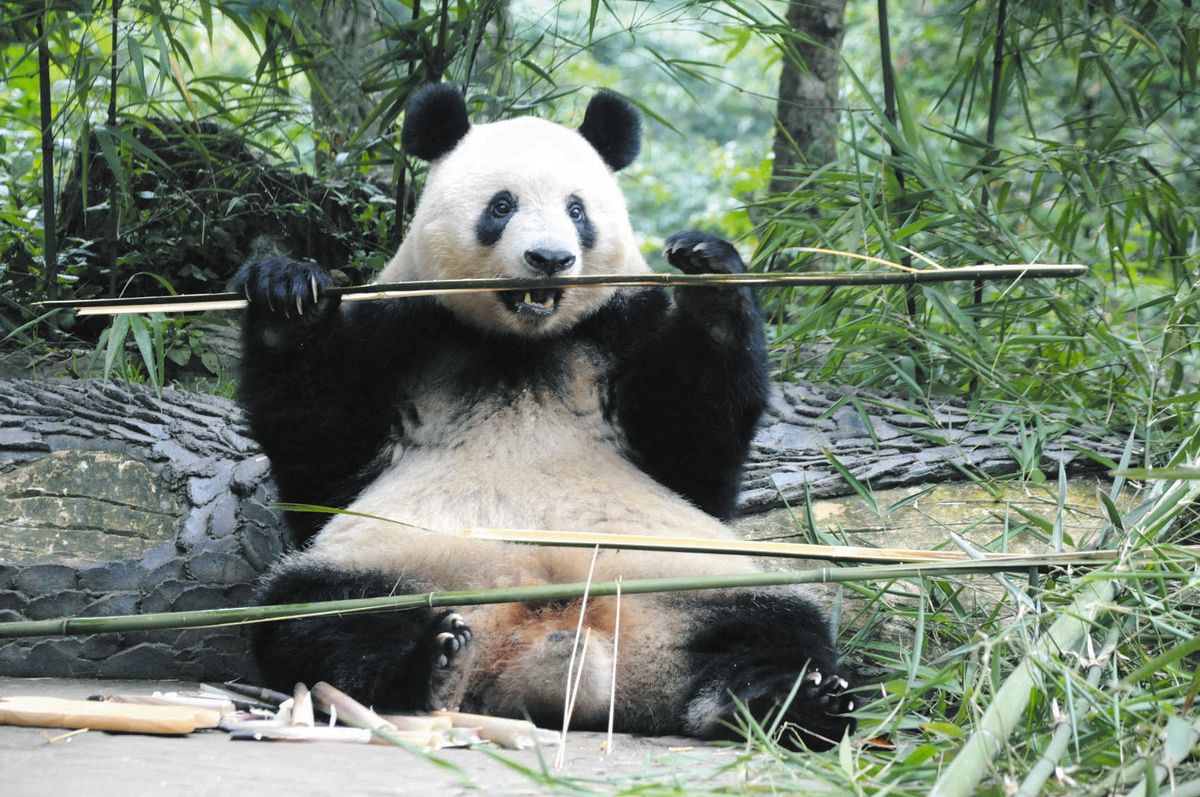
[524, 248, 576, 275]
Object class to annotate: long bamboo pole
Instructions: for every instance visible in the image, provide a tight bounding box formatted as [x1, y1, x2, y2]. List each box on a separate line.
[38, 263, 1089, 317]
[0, 554, 1190, 641]
[456, 527, 1181, 565]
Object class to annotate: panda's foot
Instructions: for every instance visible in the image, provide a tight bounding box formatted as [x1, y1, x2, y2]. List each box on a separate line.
[690, 667, 856, 752]
[664, 231, 746, 275]
[783, 669, 857, 749]
[422, 611, 474, 710]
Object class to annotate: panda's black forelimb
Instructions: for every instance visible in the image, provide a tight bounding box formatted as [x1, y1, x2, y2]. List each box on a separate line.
[613, 230, 769, 520]
[234, 256, 399, 544]
[678, 590, 856, 751]
[252, 562, 471, 711]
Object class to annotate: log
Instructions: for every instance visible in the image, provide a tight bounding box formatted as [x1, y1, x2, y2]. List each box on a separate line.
[0, 377, 280, 681]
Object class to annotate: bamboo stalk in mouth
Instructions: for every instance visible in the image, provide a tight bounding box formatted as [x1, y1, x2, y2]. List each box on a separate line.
[36, 263, 1089, 317]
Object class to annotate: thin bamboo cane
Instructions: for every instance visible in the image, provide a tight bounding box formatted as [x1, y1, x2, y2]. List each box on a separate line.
[461, 527, 1037, 563]
[38, 263, 1089, 317]
[0, 554, 1192, 641]
[1014, 624, 1121, 797]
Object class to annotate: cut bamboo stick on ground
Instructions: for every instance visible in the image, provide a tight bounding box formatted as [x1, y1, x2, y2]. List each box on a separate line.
[0, 696, 221, 735]
[310, 681, 439, 748]
[37, 263, 1090, 317]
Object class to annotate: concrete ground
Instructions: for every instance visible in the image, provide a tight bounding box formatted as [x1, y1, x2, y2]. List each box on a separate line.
[0, 677, 746, 796]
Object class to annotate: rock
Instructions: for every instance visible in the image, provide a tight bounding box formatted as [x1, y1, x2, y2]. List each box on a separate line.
[14, 564, 77, 593]
[24, 590, 91, 621]
[183, 552, 257, 585]
[78, 633, 123, 660]
[78, 561, 143, 593]
[97, 643, 179, 679]
[79, 593, 140, 618]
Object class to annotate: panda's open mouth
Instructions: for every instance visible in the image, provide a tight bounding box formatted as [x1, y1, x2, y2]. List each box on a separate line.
[500, 288, 563, 317]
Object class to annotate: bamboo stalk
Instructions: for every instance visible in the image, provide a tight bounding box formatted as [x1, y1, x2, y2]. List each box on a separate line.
[37, 263, 1089, 317]
[1015, 624, 1121, 797]
[929, 577, 1116, 797]
[0, 553, 1192, 641]
[931, 479, 1200, 797]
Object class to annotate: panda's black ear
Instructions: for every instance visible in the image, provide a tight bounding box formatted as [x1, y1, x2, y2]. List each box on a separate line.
[578, 90, 641, 172]
[402, 83, 471, 162]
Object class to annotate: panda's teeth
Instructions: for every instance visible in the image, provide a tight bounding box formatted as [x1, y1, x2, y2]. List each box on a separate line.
[523, 292, 554, 309]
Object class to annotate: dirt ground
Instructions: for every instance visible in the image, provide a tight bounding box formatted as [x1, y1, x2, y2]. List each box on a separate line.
[0, 677, 749, 796]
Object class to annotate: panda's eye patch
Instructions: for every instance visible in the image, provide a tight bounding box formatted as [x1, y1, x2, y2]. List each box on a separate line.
[477, 190, 518, 247]
[489, 192, 517, 218]
[568, 194, 596, 250]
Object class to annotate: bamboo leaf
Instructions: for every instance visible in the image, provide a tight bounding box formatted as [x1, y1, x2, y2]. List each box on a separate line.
[823, 449, 878, 516]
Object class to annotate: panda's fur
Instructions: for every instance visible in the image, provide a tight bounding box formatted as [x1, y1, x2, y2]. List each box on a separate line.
[236, 84, 855, 750]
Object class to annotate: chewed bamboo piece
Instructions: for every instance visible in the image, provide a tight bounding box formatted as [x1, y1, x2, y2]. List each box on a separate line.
[430, 710, 560, 750]
[37, 263, 1089, 317]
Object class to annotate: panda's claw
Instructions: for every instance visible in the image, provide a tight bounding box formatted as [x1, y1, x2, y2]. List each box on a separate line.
[797, 668, 856, 717]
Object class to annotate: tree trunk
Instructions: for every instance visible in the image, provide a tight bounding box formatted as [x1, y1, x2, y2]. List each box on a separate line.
[769, 0, 848, 194]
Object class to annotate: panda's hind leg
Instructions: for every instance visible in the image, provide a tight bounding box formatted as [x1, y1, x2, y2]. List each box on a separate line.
[251, 559, 474, 711]
[679, 589, 856, 751]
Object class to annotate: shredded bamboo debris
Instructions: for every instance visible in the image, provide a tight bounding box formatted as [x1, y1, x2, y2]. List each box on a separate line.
[0, 679, 559, 750]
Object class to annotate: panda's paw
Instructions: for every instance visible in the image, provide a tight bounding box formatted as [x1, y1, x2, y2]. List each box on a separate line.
[664, 231, 746, 276]
[424, 611, 474, 710]
[691, 667, 856, 752]
[233, 256, 338, 323]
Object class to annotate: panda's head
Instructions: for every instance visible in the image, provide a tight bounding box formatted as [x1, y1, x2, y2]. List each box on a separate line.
[379, 84, 647, 336]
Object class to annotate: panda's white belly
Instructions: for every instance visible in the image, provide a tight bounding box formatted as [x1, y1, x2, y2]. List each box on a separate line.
[308, 374, 753, 588]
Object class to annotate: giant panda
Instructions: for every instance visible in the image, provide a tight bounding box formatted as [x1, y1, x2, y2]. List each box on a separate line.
[235, 83, 856, 750]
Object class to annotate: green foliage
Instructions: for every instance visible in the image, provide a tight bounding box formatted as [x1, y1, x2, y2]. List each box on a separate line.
[758, 0, 1199, 456]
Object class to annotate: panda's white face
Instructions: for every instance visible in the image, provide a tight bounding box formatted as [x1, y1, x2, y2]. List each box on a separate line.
[379, 116, 649, 336]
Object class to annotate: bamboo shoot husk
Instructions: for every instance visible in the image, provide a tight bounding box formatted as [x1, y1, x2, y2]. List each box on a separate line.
[291, 683, 314, 727]
[230, 725, 374, 743]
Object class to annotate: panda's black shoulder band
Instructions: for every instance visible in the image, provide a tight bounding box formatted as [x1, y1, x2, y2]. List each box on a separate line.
[579, 89, 641, 172]
[402, 83, 471, 162]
